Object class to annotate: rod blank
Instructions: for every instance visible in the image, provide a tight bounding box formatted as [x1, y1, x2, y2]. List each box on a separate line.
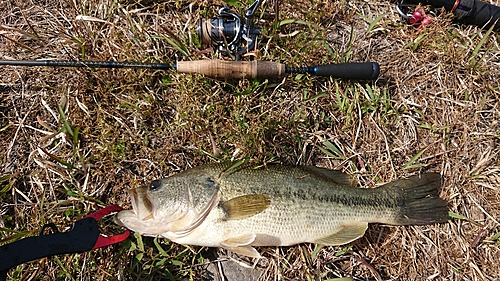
[0, 60, 173, 69]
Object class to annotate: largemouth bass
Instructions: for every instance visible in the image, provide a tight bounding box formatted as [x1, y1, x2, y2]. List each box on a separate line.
[115, 163, 448, 258]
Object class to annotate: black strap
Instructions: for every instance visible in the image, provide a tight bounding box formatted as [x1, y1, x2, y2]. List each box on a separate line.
[0, 218, 100, 274]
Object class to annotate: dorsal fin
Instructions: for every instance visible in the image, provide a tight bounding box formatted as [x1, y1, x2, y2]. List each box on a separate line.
[301, 166, 356, 187]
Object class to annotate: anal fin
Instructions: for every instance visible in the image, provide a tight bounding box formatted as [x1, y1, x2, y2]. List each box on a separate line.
[314, 222, 368, 246]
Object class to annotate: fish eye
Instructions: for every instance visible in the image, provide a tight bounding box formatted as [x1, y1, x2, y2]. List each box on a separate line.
[150, 180, 162, 191]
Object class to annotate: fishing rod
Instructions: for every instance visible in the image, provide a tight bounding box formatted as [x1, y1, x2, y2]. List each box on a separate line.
[0, 59, 380, 80]
[0, 0, 380, 80]
[398, 0, 500, 29]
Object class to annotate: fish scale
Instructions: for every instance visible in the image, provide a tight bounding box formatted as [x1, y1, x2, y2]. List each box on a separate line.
[115, 162, 449, 258]
[208, 165, 395, 234]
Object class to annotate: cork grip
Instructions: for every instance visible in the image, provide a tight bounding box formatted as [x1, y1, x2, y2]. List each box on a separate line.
[176, 60, 285, 79]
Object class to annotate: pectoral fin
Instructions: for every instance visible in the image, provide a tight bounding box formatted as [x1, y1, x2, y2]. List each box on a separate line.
[221, 233, 262, 258]
[220, 194, 270, 220]
[314, 222, 368, 245]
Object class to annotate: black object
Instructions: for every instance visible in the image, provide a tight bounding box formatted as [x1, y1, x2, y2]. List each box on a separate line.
[286, 62, 380, 80]
[457, 0, 500, 29]
[0, 206, 130, 280]
[0, 59, 380, 80]
[0, 60, 173, 70]
[0, 218, 99, 278]
[407, 0, 500, 30]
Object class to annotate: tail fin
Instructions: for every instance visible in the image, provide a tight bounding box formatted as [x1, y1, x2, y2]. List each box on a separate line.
[382, 173, 449, 225]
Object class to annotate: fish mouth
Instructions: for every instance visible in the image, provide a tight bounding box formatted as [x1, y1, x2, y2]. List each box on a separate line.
[129, 186, 156, 221]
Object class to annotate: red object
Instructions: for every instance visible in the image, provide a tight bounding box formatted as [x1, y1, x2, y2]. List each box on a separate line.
[410, 9, 424, 24]
[83, 205, 131, 250]
[409, 7, 433, 28]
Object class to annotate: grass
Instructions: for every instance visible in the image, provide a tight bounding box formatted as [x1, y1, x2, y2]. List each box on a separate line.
[1, 0, 500, 280]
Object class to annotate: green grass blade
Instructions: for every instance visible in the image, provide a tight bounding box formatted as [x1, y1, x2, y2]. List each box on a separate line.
[134, 232, 145, 252]
[224, 0, 243, 8]
[320, 138, 344, 159]
[0, 123, 11, 132]
[319, 39, 335, 58]
[57, 103, 73, 137]
[468, 23, 495, 69]
[223, 158, 247, 173]
[489, 231, 500, 242]
[154, 237, 169, 257]
[277, 19, 318, 29]
[402, 148, 427, 170]
[310, 244, 323, 260]
[39, 147, 77, 170]
[164, 36, 189, 57]
[448, 211, 480, 225]
[0, 174, 13, 193]
[334, 245, 351, 257]
[303, 92, 327, 102]
[0, 228, 37, 244]
[359, 13, 386, 34]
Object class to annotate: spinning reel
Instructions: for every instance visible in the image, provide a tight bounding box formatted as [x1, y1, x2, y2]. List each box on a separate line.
[197, 0, 263, 59]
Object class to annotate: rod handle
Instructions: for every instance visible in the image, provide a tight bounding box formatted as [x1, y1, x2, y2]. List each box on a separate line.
[176, 60, 285, 78]
[314, 62, 380, 80]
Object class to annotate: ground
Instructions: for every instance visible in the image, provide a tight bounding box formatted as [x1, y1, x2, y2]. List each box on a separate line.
[1, 0, 499, 280]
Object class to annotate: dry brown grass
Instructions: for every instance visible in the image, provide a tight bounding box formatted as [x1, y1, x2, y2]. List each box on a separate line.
[1, 0, 500, 280]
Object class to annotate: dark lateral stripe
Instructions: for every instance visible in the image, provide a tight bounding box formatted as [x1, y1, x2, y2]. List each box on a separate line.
[290, 188, 398, 208]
